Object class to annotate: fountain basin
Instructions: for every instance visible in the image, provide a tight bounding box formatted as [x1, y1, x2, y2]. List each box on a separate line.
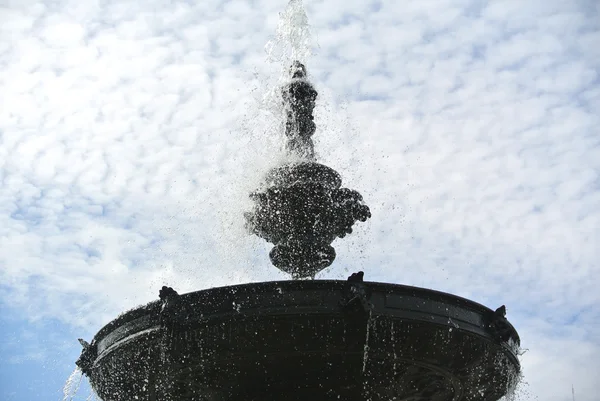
[81, 280, 520, 401]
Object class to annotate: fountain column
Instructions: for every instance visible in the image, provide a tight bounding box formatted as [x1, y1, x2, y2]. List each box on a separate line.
[244, 61, 371, 279]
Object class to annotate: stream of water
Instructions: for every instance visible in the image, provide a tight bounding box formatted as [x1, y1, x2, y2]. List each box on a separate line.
[62, 367, 82, 401]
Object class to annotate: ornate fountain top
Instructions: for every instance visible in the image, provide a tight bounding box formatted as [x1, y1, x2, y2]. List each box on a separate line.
[245, 61, 371, 278]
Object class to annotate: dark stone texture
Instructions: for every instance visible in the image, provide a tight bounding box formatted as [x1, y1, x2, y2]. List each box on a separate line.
[244, 61, 371, 278]
[75, 338, 95, 377]
[80, 281, 520, 401]
[347, 271, 365, 282]
[245, 162, 371, 278]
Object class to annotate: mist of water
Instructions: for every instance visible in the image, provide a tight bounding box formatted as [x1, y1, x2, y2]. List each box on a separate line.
[261, 0, 316, 124]
[265, 0, 314, 69]
[239, 0, 317, 174]
[204, 0, 321, 283]
[142, 0, 322, 292]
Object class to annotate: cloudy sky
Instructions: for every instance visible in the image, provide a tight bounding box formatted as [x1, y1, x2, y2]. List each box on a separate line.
[1, 0, 599, 399]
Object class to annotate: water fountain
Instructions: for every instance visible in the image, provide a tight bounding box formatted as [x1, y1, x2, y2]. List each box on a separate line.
[76, 3, 520, 400]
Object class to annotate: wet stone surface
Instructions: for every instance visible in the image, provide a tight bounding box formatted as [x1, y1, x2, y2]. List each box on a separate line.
[245, 61, 371, 279]
[83, 281, 521, 401]
[245, 162, 371, 278]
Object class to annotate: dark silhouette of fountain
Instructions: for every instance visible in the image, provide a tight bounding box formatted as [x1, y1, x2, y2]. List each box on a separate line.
[76, 58, 520, 401]
[244, 61, 371, 279]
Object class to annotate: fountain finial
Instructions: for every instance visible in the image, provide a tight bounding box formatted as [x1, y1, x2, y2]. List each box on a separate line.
[245, 61, 371, 279]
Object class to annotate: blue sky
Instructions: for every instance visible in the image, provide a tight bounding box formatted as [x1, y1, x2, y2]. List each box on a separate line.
[0, 303, 85, 400]
[1, 0, 599, 400]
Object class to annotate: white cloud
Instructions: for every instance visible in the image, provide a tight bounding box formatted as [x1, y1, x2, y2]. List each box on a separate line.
[0, 0, 599, 399]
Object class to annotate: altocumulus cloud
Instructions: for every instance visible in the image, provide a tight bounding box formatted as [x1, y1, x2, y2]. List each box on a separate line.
[0, 0, 599, 400]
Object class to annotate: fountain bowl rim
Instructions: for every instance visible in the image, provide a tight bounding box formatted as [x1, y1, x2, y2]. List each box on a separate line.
[90, 279, 520, 348]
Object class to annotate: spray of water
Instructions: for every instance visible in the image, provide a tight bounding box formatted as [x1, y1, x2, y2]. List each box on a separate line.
[361, 312, 378, 401]
[165, 0, 322, 285]
[223, 0, 318, 275]
[493, 346, 527, 401]
[62, 366, 83, 401]
[240, 0, 318, 166]
[265, 0, 314, 67]
[261, 0, 316, 126]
